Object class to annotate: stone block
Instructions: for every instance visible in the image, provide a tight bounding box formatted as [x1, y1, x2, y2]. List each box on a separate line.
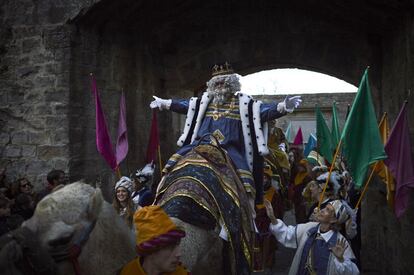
[18, 78, 35, 89]
[0, 90, 8, 106]
[45, 116, 67, 127]
[12, 26, 40, 39]
[26, 160, 52, 175]
[45, 63, 62, 74]
[24, 90, 44, 102]
[0, 132, 10, 145]
[17, 65, 40, 77]
[34, 104, 54, 116]
[21, 145, 36, 157]
[53, 158, 69, 170]
[31, 52, 54, 64]
[7, 90, 24, 103]
[6, 159, 29, 178]
[34, 75, 56, 87]
[4, 44, 19, 56]
[37, 145, 68, 160]
[53, 102, 68, 114]
[43, 26, 71, 50]
[22, 38, 41, 53]
[29, 131, 50, 144]
[26, 118, 45, 129]
[4, 145, 21, 157]
[52, 129, 69, 144]
[56, 74, 70, 88]
[45, 89, 68, 103]
[11, 131, 30, 145]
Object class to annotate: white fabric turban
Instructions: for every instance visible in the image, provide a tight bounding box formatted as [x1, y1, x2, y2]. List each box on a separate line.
[115, 176, 133, 194]
[329, 200, 349, 225]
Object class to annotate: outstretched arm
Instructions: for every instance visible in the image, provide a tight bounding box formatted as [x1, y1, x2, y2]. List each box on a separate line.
[260, 96, 302, 122]
[170, 99, 190, 114]
[150, 96, 189, 114]
[265, 200, 297, 249]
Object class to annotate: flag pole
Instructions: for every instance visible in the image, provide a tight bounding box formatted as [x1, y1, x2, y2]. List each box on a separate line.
[116, 167, 121, 179]
[157, 145, 163, 178]
[315, 104, 319, 165]
[318, 139, 342, 209]
[355, 161, 379, 209]
[378, 112, 387, 131]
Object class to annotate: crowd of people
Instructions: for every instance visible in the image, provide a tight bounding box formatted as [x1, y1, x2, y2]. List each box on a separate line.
[0, 168, 66, 236]
[0, 163, 157, 237]
[252, 138, 362, 274]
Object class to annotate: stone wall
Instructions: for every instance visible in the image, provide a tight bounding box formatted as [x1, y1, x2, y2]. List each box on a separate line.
[0, 0, 98, 189]
[361, 12, 414, 274]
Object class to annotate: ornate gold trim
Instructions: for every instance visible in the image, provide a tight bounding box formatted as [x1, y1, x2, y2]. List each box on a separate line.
[168, 162, 240, 208]
[159, 192, 219, 221]
[163, 175, 237, 264]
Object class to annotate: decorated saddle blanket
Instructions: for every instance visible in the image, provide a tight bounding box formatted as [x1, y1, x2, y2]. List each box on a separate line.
[156, 144, 255, 275]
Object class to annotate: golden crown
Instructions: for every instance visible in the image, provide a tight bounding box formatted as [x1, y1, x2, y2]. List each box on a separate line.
[211, 62, 234, 76]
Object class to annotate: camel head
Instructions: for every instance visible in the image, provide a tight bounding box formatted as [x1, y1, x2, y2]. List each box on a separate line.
[22, 181, 103, 271]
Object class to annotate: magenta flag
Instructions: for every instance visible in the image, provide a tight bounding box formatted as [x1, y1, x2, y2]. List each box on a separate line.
[115, 91, 128, 166]
[384, 102, 414, 218]
[293, 127, 304, 146]
[146, 110, 160, 164]
[90, 75, 117, 171]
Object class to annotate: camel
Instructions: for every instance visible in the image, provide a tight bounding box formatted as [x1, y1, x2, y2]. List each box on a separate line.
[19, 181, 136, 275]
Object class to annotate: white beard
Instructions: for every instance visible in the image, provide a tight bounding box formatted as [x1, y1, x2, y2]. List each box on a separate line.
[210, 88, 233, 105]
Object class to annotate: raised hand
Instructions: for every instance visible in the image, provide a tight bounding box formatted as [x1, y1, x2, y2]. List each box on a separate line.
[264, 199, 277, 225]
[284, 96, 302, 112]
[329, 238, 348, 262]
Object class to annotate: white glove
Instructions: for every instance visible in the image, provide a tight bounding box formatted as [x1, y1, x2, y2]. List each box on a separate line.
[285, 96, 302, 112]
[278, 142, 286, 152]
[277, 96, 302, 113]
[149, 96, 172, 110]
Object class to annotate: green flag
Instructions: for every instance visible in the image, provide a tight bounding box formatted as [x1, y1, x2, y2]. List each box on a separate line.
[341, 69, 387, 188]
[331, 101, 340, 148]
[316, 106, 333, 163]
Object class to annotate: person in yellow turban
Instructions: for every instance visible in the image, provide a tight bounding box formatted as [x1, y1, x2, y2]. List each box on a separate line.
[120, 206, 189, 275]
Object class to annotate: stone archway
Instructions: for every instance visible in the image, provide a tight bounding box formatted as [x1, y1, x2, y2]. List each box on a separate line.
[67, 0, 391, 182]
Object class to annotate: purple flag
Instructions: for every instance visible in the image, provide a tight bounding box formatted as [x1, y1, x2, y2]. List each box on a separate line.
[293, 127, 304, 146]
[90, 75, 117, 171]
[116, 91, 128, 166]
[146, 109, 160, 164]
[384, 102, 414, 218]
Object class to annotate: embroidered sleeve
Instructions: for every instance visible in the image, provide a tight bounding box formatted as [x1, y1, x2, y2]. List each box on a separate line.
[170, 99, 190, 114]
[260, 103, 286, 122]
[269, 219, 298, 249]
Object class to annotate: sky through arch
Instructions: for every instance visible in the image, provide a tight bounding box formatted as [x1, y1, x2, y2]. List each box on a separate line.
[240, 68, 357, 95]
